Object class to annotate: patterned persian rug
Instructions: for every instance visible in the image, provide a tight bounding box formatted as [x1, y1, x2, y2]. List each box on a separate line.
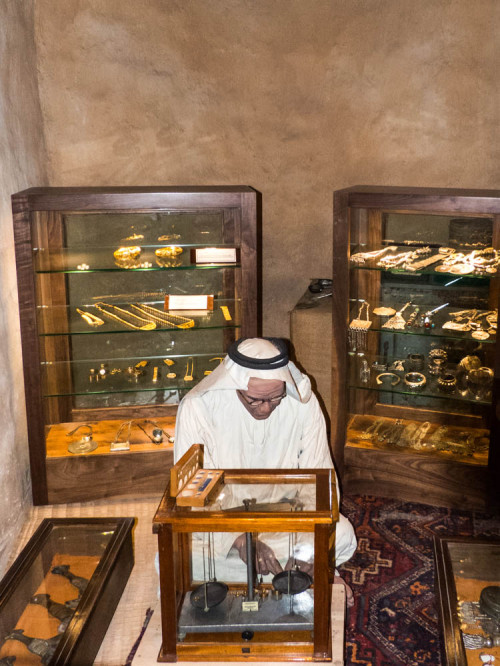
[338, 495, 500, 666]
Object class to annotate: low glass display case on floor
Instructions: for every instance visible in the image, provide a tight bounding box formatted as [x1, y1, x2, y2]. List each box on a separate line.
[153, 457, 338, 662]
[0, 517, 134, 665]
[434, 536, 500, 666]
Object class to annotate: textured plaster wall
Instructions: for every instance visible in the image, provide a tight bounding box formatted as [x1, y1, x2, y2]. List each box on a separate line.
[0, 0, 48, 573]
[34, 0, 499, 335]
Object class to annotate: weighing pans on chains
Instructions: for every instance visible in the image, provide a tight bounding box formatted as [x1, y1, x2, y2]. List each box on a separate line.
[190, 580, 229, 610]
[272, 568, 312, 596]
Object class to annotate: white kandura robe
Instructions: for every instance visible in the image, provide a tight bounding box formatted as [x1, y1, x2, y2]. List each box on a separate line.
[174, 360, 357, 574]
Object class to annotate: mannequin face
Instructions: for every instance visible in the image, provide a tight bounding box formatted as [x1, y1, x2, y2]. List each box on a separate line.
[237, 377, 286, 420]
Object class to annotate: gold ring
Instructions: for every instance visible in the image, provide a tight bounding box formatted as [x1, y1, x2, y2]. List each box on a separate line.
[114, 246, 141, 260]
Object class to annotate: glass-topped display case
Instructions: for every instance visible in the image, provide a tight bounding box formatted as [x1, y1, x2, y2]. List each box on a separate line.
[153, 447, 338, 662]
[0, 517, 134, 665]
[12, 187, 259, 505]
[332, 186, 500, 509]
[434, 536, 500, 665]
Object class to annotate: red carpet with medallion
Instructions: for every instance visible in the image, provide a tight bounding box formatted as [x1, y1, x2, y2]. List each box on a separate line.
[338, 495, 499, 666]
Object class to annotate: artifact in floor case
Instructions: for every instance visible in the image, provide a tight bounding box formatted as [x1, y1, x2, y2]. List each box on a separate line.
[459, 585, 500, 650]
[51, 564, 89, 594]
[30, 593, 74, 633]
[4, 629, 61, 665]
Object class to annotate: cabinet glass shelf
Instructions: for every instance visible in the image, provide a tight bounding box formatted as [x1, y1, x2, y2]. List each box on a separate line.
[348, 379, 491, 406]
[348, 302, 496, 344]
[42, 353, 224, 398]
[37, 299, 242, 335]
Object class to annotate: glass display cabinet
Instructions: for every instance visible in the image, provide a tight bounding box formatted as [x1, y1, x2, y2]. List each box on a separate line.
[0, 517, 134, 665]
[434, 536, 500, 665]
[332, 186, 500, 509]
[12, 187, 259, 505]
[153, 450, 338, 662]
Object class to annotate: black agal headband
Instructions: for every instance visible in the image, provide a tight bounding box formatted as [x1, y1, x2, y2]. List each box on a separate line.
[227, 338, 289, 370]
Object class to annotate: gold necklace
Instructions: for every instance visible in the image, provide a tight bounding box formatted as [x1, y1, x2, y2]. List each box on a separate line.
[95, 302, 156, 330]
[76, 308, 104, 327]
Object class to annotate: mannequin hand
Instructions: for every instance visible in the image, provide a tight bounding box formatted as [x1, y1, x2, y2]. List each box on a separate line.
[285, 558, 314, 578]
[231, 535, 283, 576]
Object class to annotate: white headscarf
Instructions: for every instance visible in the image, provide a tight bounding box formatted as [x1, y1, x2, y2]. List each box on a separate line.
[187, 338, 312, 403]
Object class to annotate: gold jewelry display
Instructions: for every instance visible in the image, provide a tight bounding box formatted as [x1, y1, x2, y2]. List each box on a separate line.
[373, 306, 396, 317]
[113, 246, 142, 269]
[348, 301, 372, 350]
[123, 233, 144, 241]
[110, 421, 132, 452]
[472, 330, 490, 340]
[152, 366, 159, 383]
[164, 358, 175, 366]
[167, 372, 177, 379]
[76, 308, 104, 327]
[382, 301, 411, 330]
[184, 357, 194, 382]
[405, 252, 449, 271]
[94, 302, 156, 330]
[130, 303, 195, 329]
[412, 421, 431, 449]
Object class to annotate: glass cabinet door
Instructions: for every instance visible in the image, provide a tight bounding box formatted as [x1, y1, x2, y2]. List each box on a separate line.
[333, 187, 500, 508]
[13, 187, 259, 504]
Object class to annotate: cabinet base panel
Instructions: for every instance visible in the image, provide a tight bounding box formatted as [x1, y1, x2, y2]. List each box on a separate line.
[344, 446, 491, 510]
[45, 449, 173, 504]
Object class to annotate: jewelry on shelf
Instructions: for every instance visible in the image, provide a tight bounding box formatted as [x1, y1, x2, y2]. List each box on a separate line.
[420, 302, 449, 329]
[348, 301, 372, 350]
[472, 330, 490, 340]
[428, 357, 446, 376]
[66, 424, 97, 454]
[204, 357, 225, 376]
[76, 263, 90, 271]
[437, 373, 457, 393]
[407, 353, 425, 371]
[76, 308, 104, 327]
[110, 421, 132, 452]
[95, 302, 156, 330]
[123, 233, 144, 241]
[405, 251, 450, 272]
[113, 246, 142, 269]
[412, 421, 431, 449]
[405, 307, 420, 327]
[350, 246, 397, 264]
[184, 357, 194, 381]
[389, 359, 405, 372]
[131, 303, 194, 329]
[372, 361, 388, 372]
[152, 366, 159, 383]
[376, 372, 401, 387]
[155, 245, 183, 268]
[382, 301, 412, 330]
[403, 372, 426, 390]
[164, 358, 175, 366]
[377, 250, 413, 269]
[429, 348, 447, 360]
[373, 306, 396, 317]
[167, 372, 177, 379]
[97, 363, 108, 380]
[360, 358, 371, 383]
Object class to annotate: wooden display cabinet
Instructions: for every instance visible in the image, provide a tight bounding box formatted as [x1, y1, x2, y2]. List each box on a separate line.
[12, 187, 259, 505]
[0, 517, 134, 665]
[332, 186, 500, 509]
[153, 459, 338, 662]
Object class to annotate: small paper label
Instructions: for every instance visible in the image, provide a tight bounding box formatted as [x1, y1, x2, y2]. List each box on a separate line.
[165, 294, 214, 310]
[195, 247, 237, 264]
[241, 600, 260, 612]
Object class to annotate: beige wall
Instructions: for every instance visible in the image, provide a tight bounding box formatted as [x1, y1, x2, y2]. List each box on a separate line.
[34, 0, 499, 335]
[0, 0, 48, 573]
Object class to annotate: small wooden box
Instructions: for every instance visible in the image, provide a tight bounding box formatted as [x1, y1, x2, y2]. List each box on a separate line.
[0, 517, 134, 665]
[170, 444, 224, 507]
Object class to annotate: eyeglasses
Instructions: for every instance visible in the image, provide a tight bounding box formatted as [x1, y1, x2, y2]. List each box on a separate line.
[237, 390, 287, 407]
